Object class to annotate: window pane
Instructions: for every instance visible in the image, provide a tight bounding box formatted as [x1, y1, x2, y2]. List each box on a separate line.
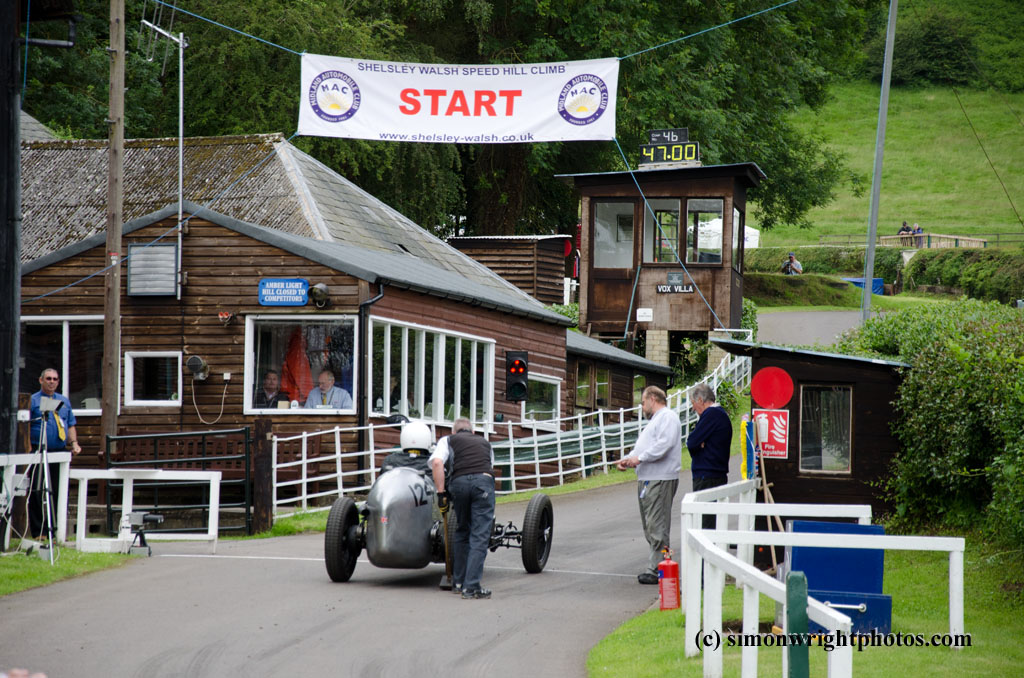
[575, 362, 591, 409]
[388, 325, 403, 413]
[594, 202, 634, 268]
[800, 386, 852, 473]
[633, 374, 646, 408]
[424, 332, 437, 419]
[687, 198, 724, 264]
[732, 207, 743, 272]
[643, 199, 681, 263]
[252, 318, 356, 411]
[131, 355, 177, 401]
[19, 324, 62, 395]
[525, 380, 558, 422]
[595, 368, 610, 408]
[69, 324, 103, 409]
[460, 339, 473, 419]
[410, 330, 423, 417]
[371, 323, 385, 413]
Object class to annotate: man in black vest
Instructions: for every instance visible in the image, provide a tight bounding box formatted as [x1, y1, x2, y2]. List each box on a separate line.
[430, 418, 496, 599]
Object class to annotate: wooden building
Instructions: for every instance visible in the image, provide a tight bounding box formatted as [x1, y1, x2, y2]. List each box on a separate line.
[566, 331, 671, 418]
[712, 339, 906, 515]
[559, 162, 765, 365]
[448, 235, 573, 306]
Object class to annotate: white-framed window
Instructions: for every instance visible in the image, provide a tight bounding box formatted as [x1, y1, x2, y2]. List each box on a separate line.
[686, 198, 724, 264]
[369, 316, 495, 428]
[19, 316, 104, 415]
[593, 201, 634, 268]
[124, 351, 182, 407]
[521, 374, 561, 431]
[643, 198, 681, 263]
[243, 314, 358, 415]
[799, 384, 853, 474]
[732, 206, 744, 273]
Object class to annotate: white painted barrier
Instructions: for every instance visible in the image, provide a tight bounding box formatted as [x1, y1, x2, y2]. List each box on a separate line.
[69, 468, 222, 554]
[1, 452, 71, 549]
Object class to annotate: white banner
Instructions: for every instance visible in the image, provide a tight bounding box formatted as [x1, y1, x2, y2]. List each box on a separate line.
[299, 54, 619, 143]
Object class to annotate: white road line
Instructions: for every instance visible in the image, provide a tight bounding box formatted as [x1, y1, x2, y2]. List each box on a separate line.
[159, 553, 635, 577]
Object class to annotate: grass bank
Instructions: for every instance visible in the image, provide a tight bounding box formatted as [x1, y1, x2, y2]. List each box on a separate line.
[588, 534, 1024, 677]
[744, 273, 948, 310]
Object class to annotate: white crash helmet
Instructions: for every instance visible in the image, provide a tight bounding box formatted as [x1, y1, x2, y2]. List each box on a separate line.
[399, 420, 433, 453]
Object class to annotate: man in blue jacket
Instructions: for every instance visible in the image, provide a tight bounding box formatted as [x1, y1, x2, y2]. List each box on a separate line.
[686, 383, 732, 528]
[29, 368, 82, 539]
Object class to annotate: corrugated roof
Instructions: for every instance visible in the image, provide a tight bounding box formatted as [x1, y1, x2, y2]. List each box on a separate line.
[555, 161, 766, 186]
[566, 331, 672, 375]
[20, 110, 57, 142]
[20, 133, 549, 315]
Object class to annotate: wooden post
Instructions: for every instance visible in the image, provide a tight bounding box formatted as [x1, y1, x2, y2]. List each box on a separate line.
[786, 570, 810, 678]
[251, 417, 273, 533]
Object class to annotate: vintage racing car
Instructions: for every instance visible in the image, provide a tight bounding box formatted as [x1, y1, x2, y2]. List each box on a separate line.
[325, 421, 553, 584]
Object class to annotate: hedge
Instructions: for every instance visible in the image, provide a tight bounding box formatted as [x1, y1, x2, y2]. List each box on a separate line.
[905, 248, 1024, 304]
[745, 246, 904, 283]
[833, 299, 1024, 547]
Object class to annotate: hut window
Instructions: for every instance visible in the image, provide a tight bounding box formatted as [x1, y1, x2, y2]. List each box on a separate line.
[633, 374, 647, 407]
[245, 316, 357, 413]
[593, 201, 634, 268]
[595, 368, 611, 408]
[19, 317, 104, 414]
[575, 362, 592, 415]
[126, 243, 178, 296]
[642, 199, 681, 263]
[685, 198, 724, 264]
[124, 351, 182, 407]
[521, 375, 561, 430]
[732, 207, 744, 272]
[799, 385, 853, 474]
[369, 317, 494, 427]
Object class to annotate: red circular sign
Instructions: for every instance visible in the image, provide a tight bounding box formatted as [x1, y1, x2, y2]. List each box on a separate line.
[750, 367, 794, 409]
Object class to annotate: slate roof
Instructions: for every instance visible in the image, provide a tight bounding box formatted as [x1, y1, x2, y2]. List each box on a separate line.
[710, 338, 908, 369]
[20, 110, 57, 142]
[566, 331, 672, 375]
[20, 133, 556, 321]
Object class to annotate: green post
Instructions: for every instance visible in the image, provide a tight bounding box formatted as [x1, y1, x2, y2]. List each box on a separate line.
[786, 570, 810, 678]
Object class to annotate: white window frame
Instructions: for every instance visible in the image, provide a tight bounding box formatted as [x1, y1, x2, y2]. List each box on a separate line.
[20, 315, 105, 416]
[369, 316, 495, 430]
[124, 351, 182, 408]
[798, 384, 853, 475]
[520, 373, 562, 431]
[243, 313, 359, 415]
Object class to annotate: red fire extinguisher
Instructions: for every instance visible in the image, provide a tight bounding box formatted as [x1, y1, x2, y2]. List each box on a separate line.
[658, 549, 680, 610]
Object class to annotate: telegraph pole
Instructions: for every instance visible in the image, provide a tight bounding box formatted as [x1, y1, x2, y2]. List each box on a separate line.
[1, 0, 21, 454]
[101, 0, 125, 448]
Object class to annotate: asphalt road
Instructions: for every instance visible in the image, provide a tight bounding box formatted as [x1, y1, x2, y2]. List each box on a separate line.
[0, 462, 738, 678]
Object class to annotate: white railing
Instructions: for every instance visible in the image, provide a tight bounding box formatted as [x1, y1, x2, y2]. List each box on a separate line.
[271, 349, 751, 517]
[679, 480, 967, 678]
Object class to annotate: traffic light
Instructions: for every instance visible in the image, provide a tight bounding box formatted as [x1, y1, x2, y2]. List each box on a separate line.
[505, 350, 528, 401]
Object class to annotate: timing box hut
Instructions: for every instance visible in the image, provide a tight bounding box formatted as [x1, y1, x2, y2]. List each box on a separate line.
[712, 339, 906, 515]
[558, 161, 764, 365]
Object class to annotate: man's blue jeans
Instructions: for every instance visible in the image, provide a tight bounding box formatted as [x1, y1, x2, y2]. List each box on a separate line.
[450, 473, 495, 592]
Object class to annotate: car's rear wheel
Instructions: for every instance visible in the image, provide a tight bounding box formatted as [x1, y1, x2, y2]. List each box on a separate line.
[521, 493, 553, 573]
[325, 496, 361, 582]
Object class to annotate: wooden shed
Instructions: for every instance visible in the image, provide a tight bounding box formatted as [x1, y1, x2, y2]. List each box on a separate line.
[566, 331, 672, 418]
[448, 235, 572, 305]
[559, 162, 764, 365]
[712, 339, 906, 515]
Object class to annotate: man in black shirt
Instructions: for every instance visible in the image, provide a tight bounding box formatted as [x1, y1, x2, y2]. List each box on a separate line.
[430, 418, 496, 599]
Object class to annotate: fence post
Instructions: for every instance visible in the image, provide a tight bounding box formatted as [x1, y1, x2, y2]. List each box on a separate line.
[702, 560, 725, 678]
[300, 432, 309, 512]
[334, 428, 343, 497]
[251, 417, 273, 533]
[742, 584, 760, 678]
[786, 571, 810, 678]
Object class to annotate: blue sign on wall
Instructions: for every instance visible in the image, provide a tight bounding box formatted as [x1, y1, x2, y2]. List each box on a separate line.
[259, 278, 309, 306]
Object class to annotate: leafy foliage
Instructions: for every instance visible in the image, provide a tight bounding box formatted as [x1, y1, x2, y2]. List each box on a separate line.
[833, 299, 1024, 547]
[547, 302, 579, 327]
[905, 248, 1024, 303]
[740, 298, 758, 342]
[745, 246, 904, 283]
[23, 0, 878, 235]
[863, 6, 978, 86]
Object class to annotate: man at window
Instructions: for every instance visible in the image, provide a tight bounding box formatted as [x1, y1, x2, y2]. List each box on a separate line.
[304, 369, 352, 409]
[255, 369, 288, 409]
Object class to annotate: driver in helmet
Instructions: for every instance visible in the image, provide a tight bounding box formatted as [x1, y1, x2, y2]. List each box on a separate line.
[380, 420, 434, 473]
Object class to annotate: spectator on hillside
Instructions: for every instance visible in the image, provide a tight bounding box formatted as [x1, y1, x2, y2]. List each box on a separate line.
[898, 221, 913, 246]
[781, 252, 803, 276]
[913, 223, 924, 248]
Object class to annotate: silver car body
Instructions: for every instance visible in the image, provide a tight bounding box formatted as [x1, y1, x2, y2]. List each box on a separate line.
[364, 466, 439, 568]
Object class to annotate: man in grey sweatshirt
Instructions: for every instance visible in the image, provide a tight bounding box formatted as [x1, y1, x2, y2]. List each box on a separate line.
[617, 385, 682, 584]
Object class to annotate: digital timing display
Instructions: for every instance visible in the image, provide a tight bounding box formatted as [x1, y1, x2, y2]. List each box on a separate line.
[639, 141, 700, 165]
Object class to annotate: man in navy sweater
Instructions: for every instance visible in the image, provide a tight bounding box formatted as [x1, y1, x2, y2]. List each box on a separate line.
[686, 383, 732, 528]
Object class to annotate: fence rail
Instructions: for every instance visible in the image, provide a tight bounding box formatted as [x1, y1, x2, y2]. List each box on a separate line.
[819, 232, 1022, 248]
[271, 349, 752, 517]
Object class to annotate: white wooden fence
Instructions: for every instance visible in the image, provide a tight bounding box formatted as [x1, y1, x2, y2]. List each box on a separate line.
[680, 480, 967, 678]
[271, 349, 751, 517]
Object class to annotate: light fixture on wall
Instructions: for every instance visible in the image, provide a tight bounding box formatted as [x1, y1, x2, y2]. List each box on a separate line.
[310, 282, 331, 309]
[186, 355, 210, 381]
[218, 311, 236, 325]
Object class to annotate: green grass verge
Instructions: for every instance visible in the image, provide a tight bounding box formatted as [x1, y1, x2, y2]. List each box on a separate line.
[758, 82, 1024, 246]
[746, 274, 951, 311]
[588, 535, 1024, 678]
[0, 545, 129, 597]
